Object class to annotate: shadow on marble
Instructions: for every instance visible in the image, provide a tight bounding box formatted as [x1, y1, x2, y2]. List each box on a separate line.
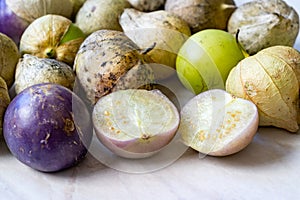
[45, 152, 109, 179]
[3, 127, 299, 177]
[0, 137, 11, 156]
[52, 127, 299, 176]
[76, 153, 109, 173]
[205, 127, 299, 168]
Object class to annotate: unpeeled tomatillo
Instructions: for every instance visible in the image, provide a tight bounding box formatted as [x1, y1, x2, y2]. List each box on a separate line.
[19, 14, 86, 66]
[226, 46, 300, 133]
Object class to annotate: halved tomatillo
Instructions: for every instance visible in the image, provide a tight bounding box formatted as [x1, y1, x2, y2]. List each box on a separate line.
[92, 89, 180, 159]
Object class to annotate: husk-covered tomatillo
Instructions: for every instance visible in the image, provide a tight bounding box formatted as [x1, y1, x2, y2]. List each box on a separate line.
[6, 0, 74, 22]
[119, 8, 191, 79]
[0, 0, 30, 45]
[127, 0, 165, 11]
[74, 30, 155, 106]
[226, 46, 300, 133]
[228, 0, 299, 55]
[165, 0, 236, 33]
[19, 14, 86, 66]
[0, 76, 10, 136]
[0, 32, 20, 87]
[70, 0, 86, 17]
[14, 54, 75, 94]
[75, 0, 131, 35]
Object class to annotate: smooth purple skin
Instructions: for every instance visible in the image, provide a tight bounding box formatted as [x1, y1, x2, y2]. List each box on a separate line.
[0, 0, 29, 45]
[3, 83, 93, 172]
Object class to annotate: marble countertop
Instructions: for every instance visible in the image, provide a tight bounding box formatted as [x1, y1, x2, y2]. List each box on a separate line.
[1, 127, 300, 199]
[1, 0, 300, 199]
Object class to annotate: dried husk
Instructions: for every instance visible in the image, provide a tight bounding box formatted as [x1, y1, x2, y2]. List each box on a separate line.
[74, 30, 154, 105]
[119, 8, 191, 79]
[6, 0, 73, 22]
[0, 76, 10, 136]
[0, 33, 20, 88]
[70, 0, 86, 16]
[258, 46, 300, 86]
[15, 54, 75, 94]
[75, 0, 131, 35]
[127, 0, 165, 11]
[165, 0, 236, 33]
[228, 0, 299, 55]
[19, 14, 85, 66]
[226, 46, 300, 132]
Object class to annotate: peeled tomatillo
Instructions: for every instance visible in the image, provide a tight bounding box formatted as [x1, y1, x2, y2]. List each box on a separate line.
[176, 29, 245, 94]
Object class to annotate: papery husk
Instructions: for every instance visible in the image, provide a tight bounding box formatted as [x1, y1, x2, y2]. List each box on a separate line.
[70, 0, 86, 16]
[74, 30, 155, 105]
[119, 8, 191, 79]
[14, 54, 75, 94]
[75, 0, 131, 35]
[226, 46, 300, 132]
[165, 0, 236, 33]
[0, 76, 10, 136]
[19, 14, 85, 66]
[127, 0, 165, 11]
[259, 46, 300, 87]
[0, 33, 20, 87]
[6, 0, 73, 22]
[259, 46, 300, 125]
[228, 0, 299, 55]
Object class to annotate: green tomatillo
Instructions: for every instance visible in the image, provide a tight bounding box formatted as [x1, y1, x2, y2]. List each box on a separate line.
[176, 29, 245, 94]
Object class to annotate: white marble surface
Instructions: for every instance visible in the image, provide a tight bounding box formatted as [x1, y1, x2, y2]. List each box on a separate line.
[1, 0, 300, 199]
[1, 127, 300, 200]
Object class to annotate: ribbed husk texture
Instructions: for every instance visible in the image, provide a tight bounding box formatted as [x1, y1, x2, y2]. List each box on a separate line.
[226, 46, 300, 132]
